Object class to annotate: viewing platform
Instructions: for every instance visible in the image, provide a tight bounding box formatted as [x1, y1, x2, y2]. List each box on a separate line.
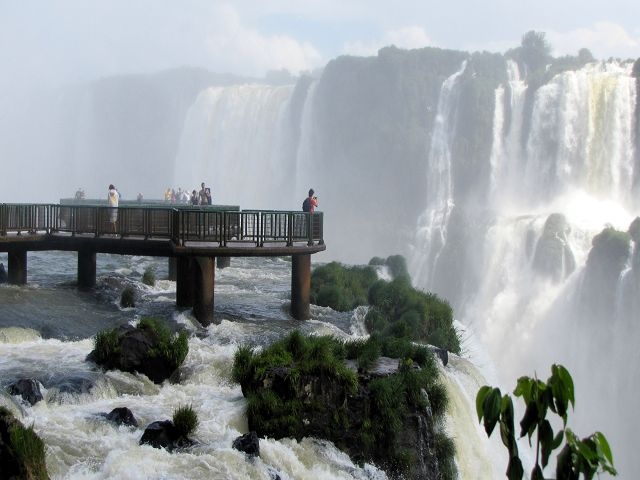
[0, 202, 325, 325]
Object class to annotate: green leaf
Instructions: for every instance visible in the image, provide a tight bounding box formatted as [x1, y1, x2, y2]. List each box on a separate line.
[538, 419, 554, 468]
[476, 385, 492, 422]
[593, 431, 614, 466]
[519, 402, 539, 441]
[513, 376, 533, 403]
[482, 387, 503, 436]
[552, 429, 564, 450]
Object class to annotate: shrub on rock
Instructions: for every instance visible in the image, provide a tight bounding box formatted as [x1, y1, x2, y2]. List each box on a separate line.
[120, 287, 136, 308]
[88, 317, 188, 383]
[0, 407, 49, 480]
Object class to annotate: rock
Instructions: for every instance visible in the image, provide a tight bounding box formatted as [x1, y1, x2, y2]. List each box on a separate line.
[106, 407, 138, 427]
[232, 431, 260, 457]
[429, 346, 448, 366]
[532, 213, 576, 281]
[87, 322, 186, 384]
[0, 407, 49, 479]
[8, 378, 44, 405]
[139, 420, 194, 451]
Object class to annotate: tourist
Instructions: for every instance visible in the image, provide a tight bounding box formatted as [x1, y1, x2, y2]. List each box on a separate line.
[302, 188, 319, 213]
[198, 182, 207, 205]
[190, 190, 199, 205]
[205, 187, 212, 205]
[0, 263, 7, 283]
[108, 184, 119, 233]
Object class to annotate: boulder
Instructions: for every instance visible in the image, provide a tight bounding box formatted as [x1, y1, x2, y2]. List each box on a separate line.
[106, 407, 138, 427]
[532, 213, 576, 281]
[139, 420, 194, 451]
[87, 322, 185, 384]
[232, 431, 260, 457]
[8, 379, 44, 406]
[0, 407, 49, 479]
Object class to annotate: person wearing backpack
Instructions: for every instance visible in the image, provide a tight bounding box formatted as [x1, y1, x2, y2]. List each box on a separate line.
[302, 188, 318, 213]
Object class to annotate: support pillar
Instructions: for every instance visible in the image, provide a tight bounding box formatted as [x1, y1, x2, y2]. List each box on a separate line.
[216, 256, 230, 269]
[291, 254, 311, 320]
[176, 256, 216, 327]
[77, 250, 96, 288]
[168, 257, 177, 281]
[8, 249, 27, 285]
[192, 257, 215, 327]
[176, 257, 196, 307]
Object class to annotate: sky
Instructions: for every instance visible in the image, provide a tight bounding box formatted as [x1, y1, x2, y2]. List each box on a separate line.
[0, 0, 638, 91]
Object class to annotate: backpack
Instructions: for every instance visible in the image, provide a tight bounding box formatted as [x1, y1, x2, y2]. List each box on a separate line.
[302, 197, 311, 212]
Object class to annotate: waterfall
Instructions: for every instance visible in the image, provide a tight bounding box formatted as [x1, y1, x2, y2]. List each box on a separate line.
[412, 60, 638, 478]
[410, 61, 467, 289]
[173, 84, 298, 209]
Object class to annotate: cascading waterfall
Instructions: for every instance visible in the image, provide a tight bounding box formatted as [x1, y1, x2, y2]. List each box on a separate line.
[173, 84, 298, 209]
[412, 60, 638, 477]
[410, 62, 467, 289]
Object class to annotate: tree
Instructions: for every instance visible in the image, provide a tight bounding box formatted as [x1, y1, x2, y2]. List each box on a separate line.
[476, 364, 617, 479]
[520, 31, 552, 76]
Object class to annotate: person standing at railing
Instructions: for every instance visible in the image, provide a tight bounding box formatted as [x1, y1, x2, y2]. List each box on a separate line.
[108, 184, 119, 233]
[0, 263, 6, 283]
[302, 188, 318, 213]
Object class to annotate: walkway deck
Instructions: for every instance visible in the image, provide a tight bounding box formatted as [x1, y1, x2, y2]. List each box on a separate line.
[0, 203, 326, 325]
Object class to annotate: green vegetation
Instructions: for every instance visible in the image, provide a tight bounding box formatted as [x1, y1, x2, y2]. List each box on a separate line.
[92, 317, 188, 373]
[367, 277, 460, 354]
[233, 331, 358, 437]
[310, 261, 377, 311]
[311, 256, 460, 354]
[233, 331, 455, 479]
[137, 317, 189, 371]
[476, 364, 616, 479]
[0, 407, 49, 480]
[172, 405, 198, 437]
[120, 286, 136, 308]
[92, 328, 121, 365]
[142, 267, 156, 287]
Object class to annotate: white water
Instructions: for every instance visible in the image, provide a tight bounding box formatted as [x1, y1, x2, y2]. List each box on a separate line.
[173, 84, 299, 209]
[412, 60, 639, 478]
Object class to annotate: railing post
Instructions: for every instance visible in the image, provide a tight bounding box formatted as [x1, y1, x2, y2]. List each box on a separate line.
[307, 213, 313, 246]
[287, 212, 293, 246]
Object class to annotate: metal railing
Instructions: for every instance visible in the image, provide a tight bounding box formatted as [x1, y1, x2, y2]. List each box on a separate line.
[0, 204, 324, 247]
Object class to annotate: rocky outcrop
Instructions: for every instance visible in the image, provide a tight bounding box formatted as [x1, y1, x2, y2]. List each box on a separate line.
[87, 320, 188, 384]
[532, 213, 576, 281]
[0, 407, 49, 479]
[241, 358, 450, 480]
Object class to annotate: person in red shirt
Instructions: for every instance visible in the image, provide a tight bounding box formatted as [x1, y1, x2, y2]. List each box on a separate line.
[303, 188, 318, 213]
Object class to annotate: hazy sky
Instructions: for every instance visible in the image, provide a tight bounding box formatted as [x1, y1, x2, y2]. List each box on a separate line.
[1, 0, 638, 91]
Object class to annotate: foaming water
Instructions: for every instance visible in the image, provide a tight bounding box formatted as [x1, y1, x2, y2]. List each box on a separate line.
[0, 253, 393, 479]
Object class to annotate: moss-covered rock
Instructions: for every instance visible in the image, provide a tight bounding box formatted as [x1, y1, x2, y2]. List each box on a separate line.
[233, 331, 456, 480]
[0, 407, 49, 480]
[87, 317, 188, 383]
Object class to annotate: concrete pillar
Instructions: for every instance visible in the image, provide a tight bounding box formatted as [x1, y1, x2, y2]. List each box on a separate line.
[77, 250, 96, 288]
[8, 249, 27, 285]
[291, 254, 311, 320]
[192, 256, 215, 326]
[176, 256, 196, 307]
[168, 257, 177, 281]
[216, 256, 230, 269]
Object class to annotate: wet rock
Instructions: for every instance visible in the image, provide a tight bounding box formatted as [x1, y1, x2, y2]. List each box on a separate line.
[7, 378, 44, 406]
[106, 407, 138, 427]
[532, 213, 576, 281]
[232, 431, 260, 457]
[139, 420, 194, 451]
